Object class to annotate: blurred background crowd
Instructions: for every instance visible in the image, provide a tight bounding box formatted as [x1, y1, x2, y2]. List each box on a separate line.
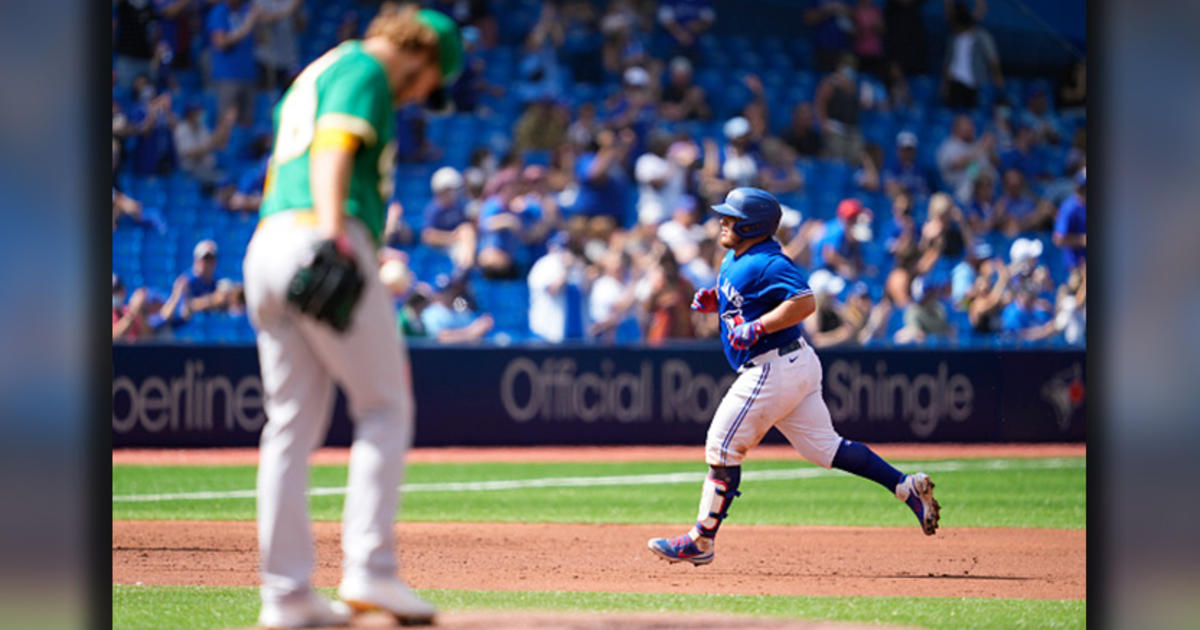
[112, 0, 1086, 348]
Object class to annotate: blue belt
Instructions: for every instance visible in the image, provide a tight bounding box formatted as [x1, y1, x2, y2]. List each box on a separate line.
[742, 338, 805, 369]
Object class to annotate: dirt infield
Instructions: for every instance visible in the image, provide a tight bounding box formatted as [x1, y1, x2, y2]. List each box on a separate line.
[113, 520, 1084, 600]
[112, 443, 1085, 466]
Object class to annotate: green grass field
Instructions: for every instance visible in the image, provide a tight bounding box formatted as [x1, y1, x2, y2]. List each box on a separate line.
[113, 457, 1085, 528]
[113, 585, 1085, 630]
[113, 456, 1085, 629]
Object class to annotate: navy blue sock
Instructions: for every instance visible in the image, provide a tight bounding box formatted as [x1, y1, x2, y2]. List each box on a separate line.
[831, 439, 905, 492]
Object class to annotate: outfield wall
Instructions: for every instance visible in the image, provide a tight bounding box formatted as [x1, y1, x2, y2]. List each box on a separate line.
[112, 343, 1085, 447]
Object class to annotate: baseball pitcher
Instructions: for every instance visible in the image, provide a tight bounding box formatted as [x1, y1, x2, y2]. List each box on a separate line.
[242, 6, 462, 627]
[648, 187, 941, 566]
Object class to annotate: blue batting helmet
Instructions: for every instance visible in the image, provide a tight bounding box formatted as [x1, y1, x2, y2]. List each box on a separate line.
[711, 187, 782, 239]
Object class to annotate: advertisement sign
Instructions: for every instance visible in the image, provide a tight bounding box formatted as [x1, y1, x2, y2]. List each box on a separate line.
[113, 344, 1085, 447]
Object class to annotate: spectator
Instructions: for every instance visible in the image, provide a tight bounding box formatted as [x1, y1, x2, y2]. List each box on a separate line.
[883, 191, 921, 306]
[961, 170, 997, 234]
[917, 192, 971, 271]
[941, 0, 1003, 110]
[516, 164, 563, 247]
[758, 137, 804, 195]
[528, 233, 587, 342]
[884, 0, 929, 76]
[997, 125, 1047, 183]
[1019, 87, 1062, 146]
[803, 269, 857, 347]
[895, 270, 952, 343]
[253, 0, 305, 91]
[588, 250, 640, 342]
[176, 240, 230, 316]
[1000, 284, 1054, 341]
[657, 195, 706, 261]
[660, 56, 711, 121]
[599, 0, 642, 75]
[936, 114, 996, 202]
[851, 0, 886, 79]
[567, 102, 603, 150]
[853, 142, 884, 192]
[720, 116, 758, 187]
[819, 198, 873, 279]
[451, 25, 503, 113]
[656, 0, 716, 58]
[883, 130, 932, 198]
[1053, 168, 1086, 274]
[805, 0, 854, 73]
[571, 127, 634, 231]
[1053, 266, 1085, 345]
[642, 248, 695, 344]
[154, 0, 197, 70]
[112, 188, 143, 230]
[112, 274, 188, 342]
[635, 131, 685, 225]
[113, 0, 157, 88]
[383, 200, 415, 249]
[950, 240, 992, 307]
[512, 96, 570, 153]
[783, 102, 823, 158]
[740, 76, 770, 143]
[477, 169, 527, 279]
[125, 84, 178, 175]
[814, 54, 864, 162]
[174, 104, 237, 185]
[963, 254, 1010, 335]
[207, 0, 261, 127]
[607, 66, 659, 154]
[421, 167, 477, 271]
[226, 153, 270, 213]
[420, 276, 495, 344]
[994, 168, 1052, 235]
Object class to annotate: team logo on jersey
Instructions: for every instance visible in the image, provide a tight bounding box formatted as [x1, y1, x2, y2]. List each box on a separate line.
[1041, 362, 1085, 431]
[718, 278, 746, 332]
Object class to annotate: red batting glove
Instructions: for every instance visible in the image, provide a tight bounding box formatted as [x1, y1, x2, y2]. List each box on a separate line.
[691, 288, 719, 313]
[728, 319, 766, 350]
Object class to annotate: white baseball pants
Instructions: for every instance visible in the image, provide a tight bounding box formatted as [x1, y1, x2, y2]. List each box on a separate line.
[243, 212, 414, 606]
[705, 341, 843, 468]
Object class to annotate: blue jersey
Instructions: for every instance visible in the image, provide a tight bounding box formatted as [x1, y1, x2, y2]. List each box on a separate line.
[716, 239, 812, 370]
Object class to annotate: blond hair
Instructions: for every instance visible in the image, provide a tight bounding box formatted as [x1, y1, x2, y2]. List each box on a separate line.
[365, 2, 438, 53]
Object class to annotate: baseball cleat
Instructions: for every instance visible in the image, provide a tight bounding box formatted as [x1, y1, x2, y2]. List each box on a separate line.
[257, 590, 351, 629]
[647, 533, 714, 566]
[896, 472, 941, 535]
[337, 576, 436, 626]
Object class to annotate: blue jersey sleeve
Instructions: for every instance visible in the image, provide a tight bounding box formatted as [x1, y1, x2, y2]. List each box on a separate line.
[760, 257, 812, 303]
[1054, 199, 1073, 237]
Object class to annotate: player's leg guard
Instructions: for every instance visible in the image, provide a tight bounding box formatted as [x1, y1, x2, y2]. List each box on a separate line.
[831, 439, 905, 492]
[689, 465, 742, 540]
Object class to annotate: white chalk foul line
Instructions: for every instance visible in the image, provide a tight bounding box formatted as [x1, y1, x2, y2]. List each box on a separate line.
[112, 458, 1083, 502]
[112, 457, 1083, 503]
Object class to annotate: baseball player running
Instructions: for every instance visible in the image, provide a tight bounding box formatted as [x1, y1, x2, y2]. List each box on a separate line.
[648, 187, 940, 566]
[243, 5, 462, 627]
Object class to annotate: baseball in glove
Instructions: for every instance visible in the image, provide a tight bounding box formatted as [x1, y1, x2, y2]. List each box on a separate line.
[286, 239, 365, 332]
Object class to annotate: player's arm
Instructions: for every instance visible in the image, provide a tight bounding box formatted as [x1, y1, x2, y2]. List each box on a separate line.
[760, 293, 816, 334]
[310, 128, 361, 243]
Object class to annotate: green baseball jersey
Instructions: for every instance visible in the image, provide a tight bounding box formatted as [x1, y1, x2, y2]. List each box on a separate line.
[260, 41, 397, 244]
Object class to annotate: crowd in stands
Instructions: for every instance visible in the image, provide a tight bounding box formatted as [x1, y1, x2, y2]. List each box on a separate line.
[113, 0, 1086, 348]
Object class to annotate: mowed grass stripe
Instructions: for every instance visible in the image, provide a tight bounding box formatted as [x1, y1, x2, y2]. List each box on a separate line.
[112, 585, 1085, 630]
[112, 457, 1085, 528]
[114, 457, 1082, 502]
